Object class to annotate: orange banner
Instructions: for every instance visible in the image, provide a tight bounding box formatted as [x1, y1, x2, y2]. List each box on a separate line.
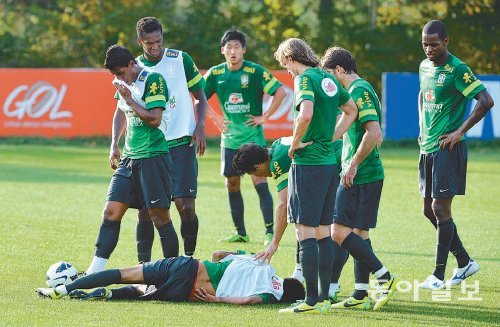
[0, 69, 294, 139]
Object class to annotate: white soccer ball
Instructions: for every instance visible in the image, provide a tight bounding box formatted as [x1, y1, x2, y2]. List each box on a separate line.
[46, 261, 78, 288]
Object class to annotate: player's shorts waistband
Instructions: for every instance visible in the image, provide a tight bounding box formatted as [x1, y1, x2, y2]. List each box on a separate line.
[167, 136, 192, 147]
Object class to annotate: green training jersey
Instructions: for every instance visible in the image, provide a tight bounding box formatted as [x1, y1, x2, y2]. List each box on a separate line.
[419, 53, 485, 154]
[342, 78, 384, 184]
[269, 136, 292, 192]
[115, 70, 169, 159]
[203, 60, 282, 149]
[292, 67, 350, 165]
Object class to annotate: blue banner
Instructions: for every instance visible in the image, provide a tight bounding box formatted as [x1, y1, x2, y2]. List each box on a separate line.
[382, 73, 500, 140]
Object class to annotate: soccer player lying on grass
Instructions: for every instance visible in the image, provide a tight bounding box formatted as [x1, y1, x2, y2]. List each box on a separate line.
[36, 251, 305, 305]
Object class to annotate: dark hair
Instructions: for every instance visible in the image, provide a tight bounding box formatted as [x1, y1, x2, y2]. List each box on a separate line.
[320, 46, 358, 74]
[104, 45, 135, 70]
[280, 278, 305, 303]
[136, 16, 163, 38]
[221, 28, 246, 47]
[232, 143, 269, 175]
[422, 20, 448, 40]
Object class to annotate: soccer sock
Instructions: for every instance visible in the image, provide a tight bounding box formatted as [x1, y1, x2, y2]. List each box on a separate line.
[136, 220, 154, 264]
[300, 238, 319, 306]
[449, 220, 471, 268]
[156, 221, 179, 258]
[331, 241, 349, 283]
[228, 191, 246, 236]
[352, 288, 368, 300]
[317, 236, 334, 302]
[94, 219, 121, 259]
[341, 233, 389, 281]
[65, 269, 121, 293]
[181, 215, 199, 256]
[427, 215, 470, 267]
[354, 238, 372, 297]
[86, 257, 108, 275]
[255, 183, 274, 234]
[433, 218, 455, 280]
[109, 285, 140, 299]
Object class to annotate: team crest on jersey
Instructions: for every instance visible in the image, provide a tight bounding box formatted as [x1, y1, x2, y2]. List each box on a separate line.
[241, 74, 249, 88]
[165, 49, 179, 58]
[437, 73, 446, 85]
[321, 78, 337, 97]
[138, 70, 149, 82]
[229, 93, 244, 104]
[424, 90, 435, 101]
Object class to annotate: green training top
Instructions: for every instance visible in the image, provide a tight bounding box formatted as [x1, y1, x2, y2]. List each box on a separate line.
[117, 71, 169, 159]
[269, 136, 292, 192]
[203, 60, 282, 149]
[292, 67, 350, 165]
[419, 53, 485, 154]
[342, 78, 384, 184]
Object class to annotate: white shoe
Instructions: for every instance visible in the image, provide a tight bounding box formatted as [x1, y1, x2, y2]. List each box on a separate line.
[419, 275, 444, 290]
[445, 260, 479, 287]
[291, 268, 305, 284]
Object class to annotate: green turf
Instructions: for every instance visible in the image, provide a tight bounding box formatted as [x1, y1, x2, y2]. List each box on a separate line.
[0, 144, 498, 326]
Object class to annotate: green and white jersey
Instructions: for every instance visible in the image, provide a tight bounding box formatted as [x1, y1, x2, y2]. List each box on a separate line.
[419, 53, 485, 154]
[269, 136, 292, 192]
[203, 60, 282, 149]
[137, 49, 205, 146]
[342, 78, 384, 184]
[114, 69, 169, 159]
[293, 67, 350, 165]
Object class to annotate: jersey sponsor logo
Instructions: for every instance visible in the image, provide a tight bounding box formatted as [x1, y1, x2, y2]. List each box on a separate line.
[356, 98, 365, 109]
[272, 161, 283, 179]
[463, 72, 475, 84]
[165, 49, 179, 58]
[243, 66, 255, 74]
[228, 93, 244, 104]
[444, 64, 454, 73]
[437, 73, 446, 85]
[212, 68, 225, 75]
[321, 78, 338, 97]
[424, 89, 435, 101]
[271, 276, 282, 290]
[3, 81, 73, 123]
[241, 74, 249, 88]
[263, 71, 272, 81]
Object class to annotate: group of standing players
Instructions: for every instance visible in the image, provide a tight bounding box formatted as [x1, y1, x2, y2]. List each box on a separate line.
[65, 17, 494, 313]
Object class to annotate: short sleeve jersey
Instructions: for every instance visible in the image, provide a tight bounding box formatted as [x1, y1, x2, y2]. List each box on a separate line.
[203, 60, 282, 149]
[292, 67, 350, 165]
[116, 71, 169, 159]
[342, 78, 384, 184]
[419, 53, 485, 154]
[269, 136, 292, 192]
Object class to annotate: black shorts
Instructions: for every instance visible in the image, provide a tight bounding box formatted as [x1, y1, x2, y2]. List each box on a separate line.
[287, 164, 338, 227]
[419, 140, 467, 199]
[141, 256, 199, 302]
[333, 180, 383, 231]
[170, 143, 198, 199]
[106, 154, 172, 209]
[221, 147, 240, 177]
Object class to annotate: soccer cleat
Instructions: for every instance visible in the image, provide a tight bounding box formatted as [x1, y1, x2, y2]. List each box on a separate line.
[218, 233, 250, 243]
[264, 233, 273, 246]
[373, 274, 398, 311]
[418, 274, 444, 290]
[291, 267, 305, 284]
[69, 287, 110, 301]
[278, 301, 326, 314]
[36, 288, 63, 300]
[331, 296, 371, 310]
[445, 260, 479, 287]
[328, 285, 342, 303]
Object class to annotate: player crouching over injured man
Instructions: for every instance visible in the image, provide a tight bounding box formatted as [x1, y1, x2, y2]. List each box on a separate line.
[36, 251, 305, 305]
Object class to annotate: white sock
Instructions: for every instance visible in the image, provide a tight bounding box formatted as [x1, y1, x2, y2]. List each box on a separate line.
[373, 266, 388, 279]
[107, 290, 113, 299]
[329, 283, 340, 295]
[86, 256, 107, 275]
[55, 285, 68, 296]
[354, 283, 369, 291]
[294, 263, 302, 270]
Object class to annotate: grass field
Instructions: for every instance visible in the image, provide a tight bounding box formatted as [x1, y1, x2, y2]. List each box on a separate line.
[0, 144, 499, 326]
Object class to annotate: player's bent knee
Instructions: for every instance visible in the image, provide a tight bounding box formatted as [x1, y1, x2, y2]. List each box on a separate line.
[102, 203, 127, 221]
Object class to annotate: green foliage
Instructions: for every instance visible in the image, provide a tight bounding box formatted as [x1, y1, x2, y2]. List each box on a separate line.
[0, 0, 497, 91]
